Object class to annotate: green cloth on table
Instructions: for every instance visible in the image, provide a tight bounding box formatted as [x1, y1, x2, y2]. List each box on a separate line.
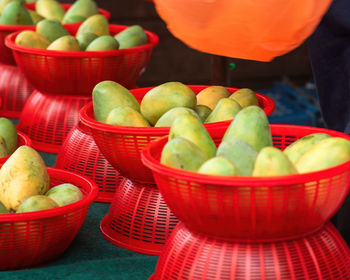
[0, 203, 158, 279]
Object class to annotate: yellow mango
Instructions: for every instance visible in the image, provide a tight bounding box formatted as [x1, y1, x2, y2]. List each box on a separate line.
[204, 98, 242, 123]
[196, 86, 231, 110]
[197, 156, 237, 176]
[47, 35, 80, 51]
[229, 88, 258, 108]
[106, 106, 150, 127]
[0, 145, 50, 211]
[16, 195, 58, 213]
[76, 14, 109, 37]
[155, 107, 199, 127]
[15, 30, 50, 49]
[62, 0, 98, 24]
[35, 0, 65, 22]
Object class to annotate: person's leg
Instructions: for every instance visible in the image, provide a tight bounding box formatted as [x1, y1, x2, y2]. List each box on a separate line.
[307, 0, 350, 245]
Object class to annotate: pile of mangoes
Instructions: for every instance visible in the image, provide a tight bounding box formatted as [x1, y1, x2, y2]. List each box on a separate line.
[0, 145, 83, 214]
[0, 117, 18, 158]
[160, 105, 350, 176]
[0, 0, 100, 25]
[15, 14, 148, 51]
[92, 81, 257, 127]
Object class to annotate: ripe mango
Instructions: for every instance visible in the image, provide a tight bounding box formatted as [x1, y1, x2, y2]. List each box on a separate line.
[217, 137, 257, 176]
[140, 82, 197, 125]
[0, 136, 8, 158]
[0, 117, 17, 154]
[283, 133, 331, 165]
[85, 35, 119, 51]
[0, 1, 33, 25]
[92, 81, 140, 123]
[76, 14, 109, 37]
[47, 35, 80, 51]
[222, 106, 272, 152]
[169, 113, 216, 158]
[252, 147, 297, 176]
[229, 88, 258, 108]
[198, 156, 237, 176]
[161, 137, 208, 172]
[204, 98, 241, 123]
[0, 145, 50, 211]
[62, 0, 98, 24]
[106, 106, 150, 127]
[114, 25, 148, 49]
[36, 19, 69, 42]
[15, 30, 50, 49]
[35, 0, 65, 22]
[196, 86, 231, 110]
[16, 195, 58, 213]
[155, 107, 199, 127]
[76, 32, 98, 51]
[194, 105, 211, 122]
[28, 10, 44, 24]
[45, 183, 83, 207]
[296, 137, 350, 173]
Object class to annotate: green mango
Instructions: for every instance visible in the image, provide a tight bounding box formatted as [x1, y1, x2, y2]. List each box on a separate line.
[252, 147, 297, 176]
[62, 0, 97, 24]
[0, 145, 50, 211]
[92, 81, 140, 123]
[61, 14, 85, 24]
[85, 35, 119, 51]
[161, 137, 208, 172]
[28, 9, 44, 24]
[115, 25, 148, 49]
[45, 183, 83, 207]
[155, 107, 199, 127]
[16, 195, 58, 213]
[140, 82, 197, 125]
[0, 0, 20, 15]
[196, 85, 231, 110]
[106, 106, 150, 127]
[0, 136, 9, 158]
[0, 1, 33, 25]
[205, 98, 242, 123]
[194, 105, 211, 122]
[217, 137, 257, 176]
[76, 32, 97, 51]
[47, 35, 80, 51]
[198, 156, 237, 176]
[76, 14, 109, 37]
[15, 30, 50, 48]
[296, 137, 350, 173]
[284, 133, 331, 165]
[0, 201, 9, 214]
[229, 88, 258, 108]
[169, 113, 216, 159]
[0, 117, 17, 154]
[222, 105, 272, 152]
[36, 19, 69, 42]
[35, 0, 65, 22]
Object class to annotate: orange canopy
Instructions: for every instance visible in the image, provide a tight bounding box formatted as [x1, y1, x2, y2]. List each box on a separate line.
[153, 0, 332, 61]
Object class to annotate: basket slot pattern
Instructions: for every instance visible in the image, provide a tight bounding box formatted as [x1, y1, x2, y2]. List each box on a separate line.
[56, 123, 123, 202]
[153, 223, 350, 280]
[101, 178, 178, 255]
[0, 64, 33, 118]
[17, 91, 91, 153]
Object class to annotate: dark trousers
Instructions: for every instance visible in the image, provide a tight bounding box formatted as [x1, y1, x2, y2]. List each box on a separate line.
[307, 0, 350, 245]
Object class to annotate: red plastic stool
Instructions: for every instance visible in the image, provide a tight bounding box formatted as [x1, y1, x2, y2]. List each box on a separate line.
[149, 222, 350, 280]
[55, 121, 123, 203]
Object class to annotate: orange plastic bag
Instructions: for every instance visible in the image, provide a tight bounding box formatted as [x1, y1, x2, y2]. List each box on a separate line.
[153, 0, 332, 61]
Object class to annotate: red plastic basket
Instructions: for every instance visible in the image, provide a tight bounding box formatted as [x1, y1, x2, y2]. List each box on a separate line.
[0, 167, 98, 270]
[80, 85, 275, 184]
[5, 25, 159, 96]
[0, 131, 32, 164]
[0, 3, 110, 66]
[17, 90, 91, 153]
[150, 222, 350, 280]
[100, 178, 179, 255]
[55, 121, 123, 203]
[142, 124, 350, 241]
[0, 64, 33, 118]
